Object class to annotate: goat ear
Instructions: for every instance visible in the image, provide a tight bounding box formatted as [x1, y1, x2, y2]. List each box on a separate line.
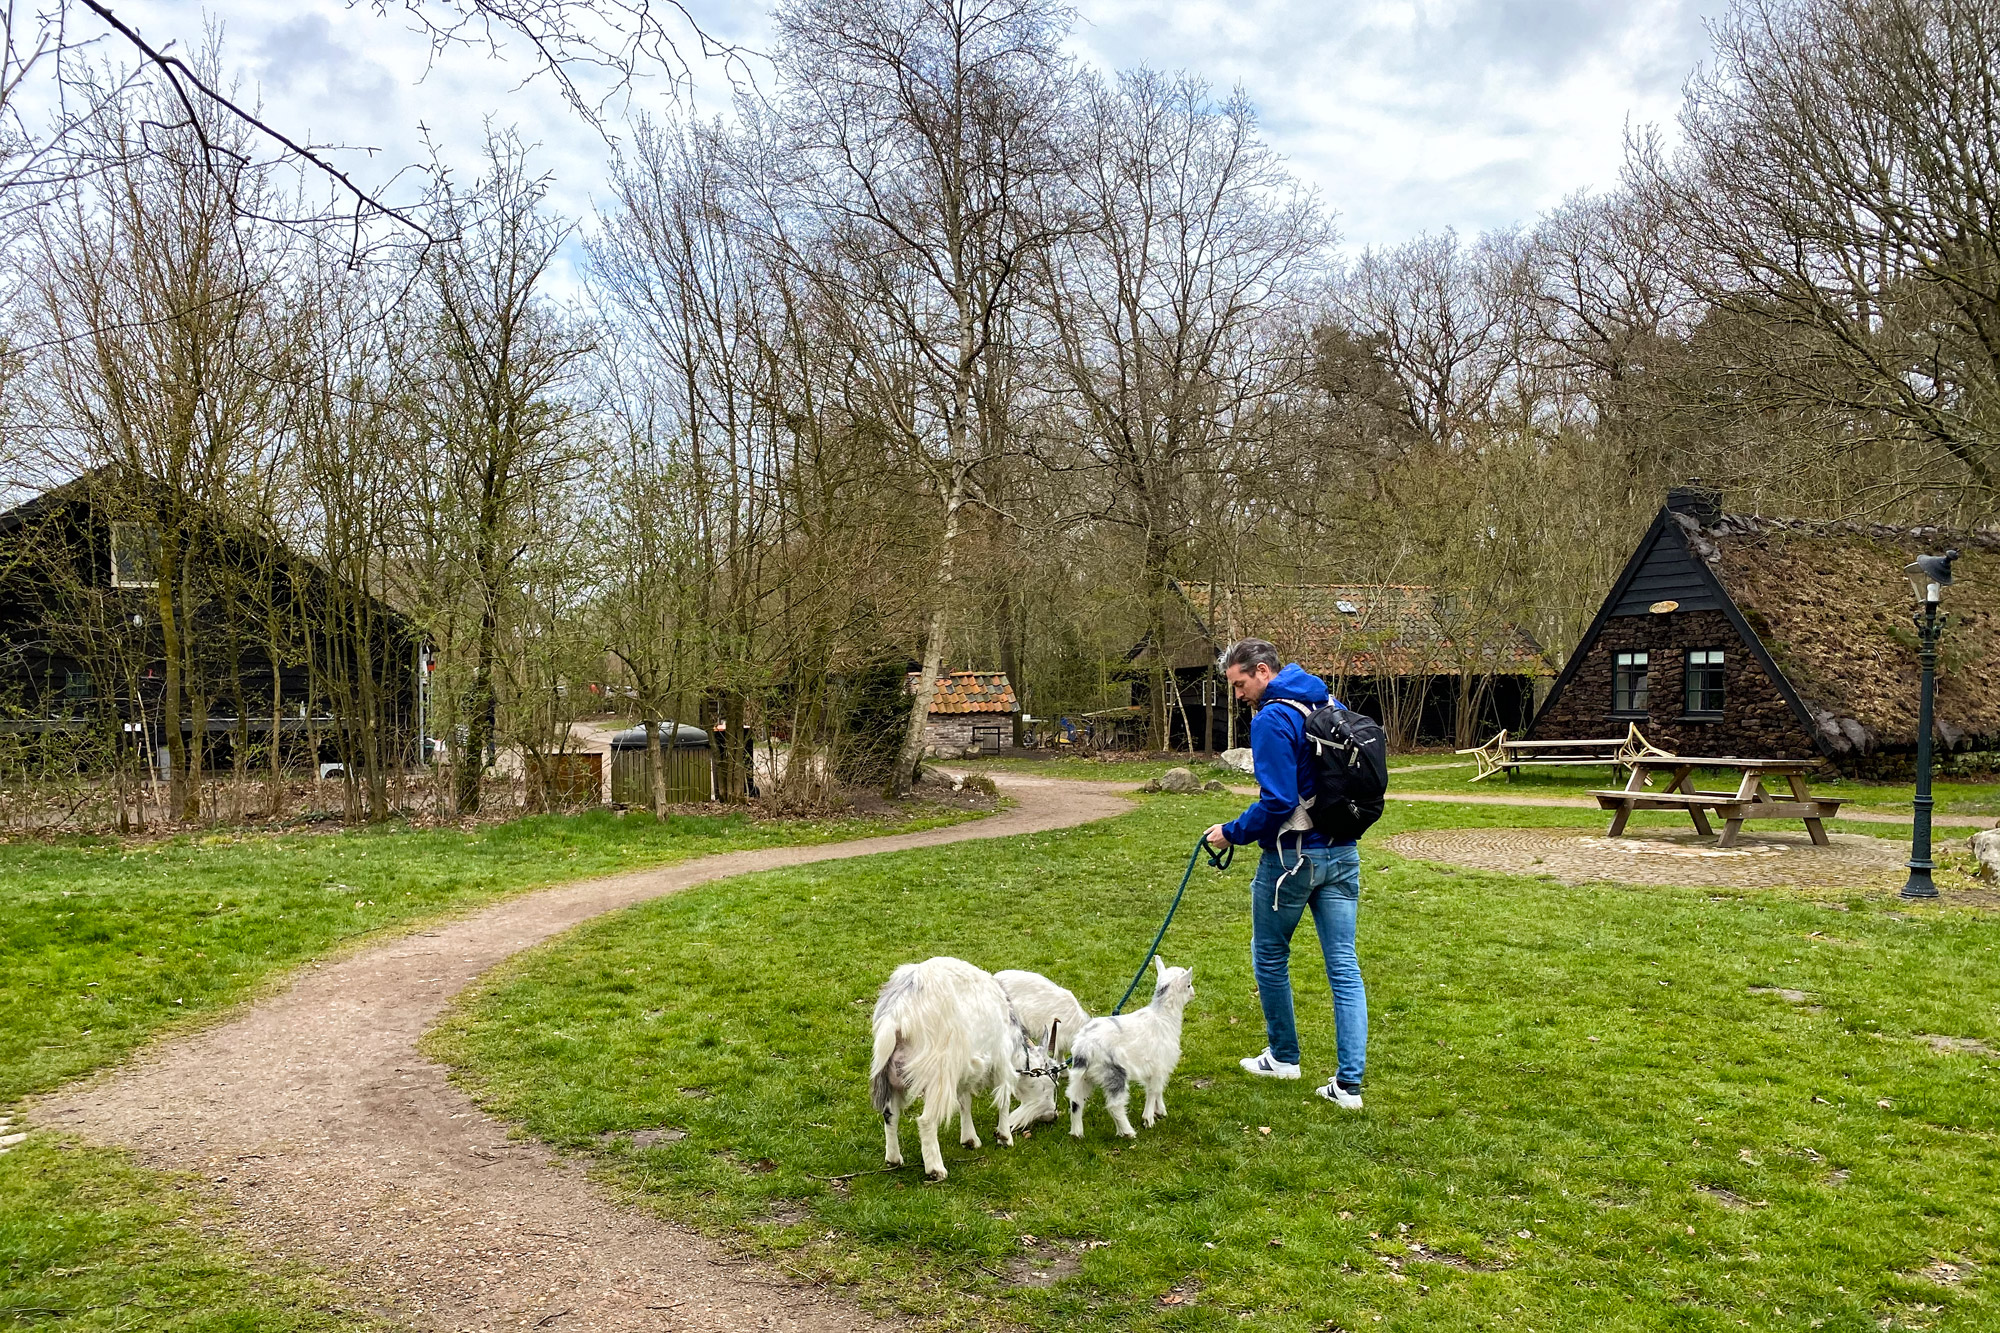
[1153, 955, 1167, 977]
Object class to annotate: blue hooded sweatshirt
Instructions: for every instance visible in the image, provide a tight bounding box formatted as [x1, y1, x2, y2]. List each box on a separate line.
[1221, 663, 1353, 851]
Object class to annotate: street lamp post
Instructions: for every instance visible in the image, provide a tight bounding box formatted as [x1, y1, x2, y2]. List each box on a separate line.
[1901, 550, 1959, 901]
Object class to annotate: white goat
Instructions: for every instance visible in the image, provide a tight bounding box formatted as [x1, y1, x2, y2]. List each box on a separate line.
[869, 956, 1041, 1180]
[1066, 956, 1194, 1140]
[994, 969, 1091, 1131]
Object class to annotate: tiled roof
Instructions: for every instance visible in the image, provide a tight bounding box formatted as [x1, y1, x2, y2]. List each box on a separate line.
[1176, 582, 1550, 677]
[911, 670, 1020, 715]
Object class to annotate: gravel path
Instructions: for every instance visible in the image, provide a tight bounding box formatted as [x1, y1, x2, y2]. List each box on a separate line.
[1386, 825, 1910, 889]
[33, 775, 1132, 1333]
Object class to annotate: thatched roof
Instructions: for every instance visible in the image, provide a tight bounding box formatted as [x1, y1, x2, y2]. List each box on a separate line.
[1174, 582, 1549, 678]
[1681, 512, 2000, 754]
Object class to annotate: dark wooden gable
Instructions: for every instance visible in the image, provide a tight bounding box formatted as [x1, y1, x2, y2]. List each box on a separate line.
[1527, 507, 1826, 755]
[1608, 519, 1726, 616]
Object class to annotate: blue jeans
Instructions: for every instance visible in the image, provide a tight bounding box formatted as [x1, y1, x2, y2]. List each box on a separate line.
[1251, 844, 1366, 1088]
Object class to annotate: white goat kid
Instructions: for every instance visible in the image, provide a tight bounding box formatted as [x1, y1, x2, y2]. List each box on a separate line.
[1066, 956, 1194, 1140]
[869, 957, 1041, 1181]
[994, 970, 1090, 1131]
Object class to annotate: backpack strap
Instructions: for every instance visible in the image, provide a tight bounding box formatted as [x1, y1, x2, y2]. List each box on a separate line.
[1263, 698, 1316, 828]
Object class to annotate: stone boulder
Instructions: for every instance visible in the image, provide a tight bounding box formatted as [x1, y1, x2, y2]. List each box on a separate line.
[1202, 779, 1226, 792]
[1970, 828, 2000, 880]
[1158, 766, 1201, 794]
[1219, 747, 1254, 774]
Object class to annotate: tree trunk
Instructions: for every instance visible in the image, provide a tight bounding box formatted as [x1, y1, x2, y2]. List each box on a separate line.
[893, 479, 968, 797]
[644, 717, 668, 817]
[457, 594, 499, 816]
[155, 548, 190, 822]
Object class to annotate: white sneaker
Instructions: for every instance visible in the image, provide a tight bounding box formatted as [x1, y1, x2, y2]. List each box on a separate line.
[1316, 1079, 1363, 1110]
[1239, 1049, 1301, 1079]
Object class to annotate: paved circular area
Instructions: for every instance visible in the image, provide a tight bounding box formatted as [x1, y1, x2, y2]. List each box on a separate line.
[1386, 826, 1909, 889]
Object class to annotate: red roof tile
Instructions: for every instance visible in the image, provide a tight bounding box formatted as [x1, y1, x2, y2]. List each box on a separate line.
[910, 671, 1020, 715]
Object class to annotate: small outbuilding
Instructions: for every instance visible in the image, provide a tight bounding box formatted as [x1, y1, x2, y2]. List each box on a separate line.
[608, 723, 713, 805]
[910, 671, 1019, 757]
[1528, 485, 2000, 774]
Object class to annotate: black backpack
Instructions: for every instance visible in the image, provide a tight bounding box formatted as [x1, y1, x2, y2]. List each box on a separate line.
[1272, 699, 1390, 841]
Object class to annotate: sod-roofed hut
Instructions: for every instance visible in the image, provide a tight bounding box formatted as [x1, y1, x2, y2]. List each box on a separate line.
[1529, 486, 2000, 773]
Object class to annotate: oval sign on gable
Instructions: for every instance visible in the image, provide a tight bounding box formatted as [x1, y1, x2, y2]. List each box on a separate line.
[1649, 599, 1680, 614]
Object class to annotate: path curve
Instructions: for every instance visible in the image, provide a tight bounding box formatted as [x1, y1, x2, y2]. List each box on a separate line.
[33, 775, 1132, 1333]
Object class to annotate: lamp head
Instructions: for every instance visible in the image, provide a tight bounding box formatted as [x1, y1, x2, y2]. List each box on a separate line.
[1904, 549, 1960, 604]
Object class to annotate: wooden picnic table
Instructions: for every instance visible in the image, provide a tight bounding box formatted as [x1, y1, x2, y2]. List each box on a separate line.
[1587, 757, 1845, 848]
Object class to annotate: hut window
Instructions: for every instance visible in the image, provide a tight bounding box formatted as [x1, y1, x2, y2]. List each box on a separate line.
[110, 522, 160, 588]
[64, 670, 94, 703]
[1612, 651, 1649, 714]
[1685, 649, 1726, 715]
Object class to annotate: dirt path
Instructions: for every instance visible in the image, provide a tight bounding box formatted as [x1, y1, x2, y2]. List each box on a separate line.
[34, 776, 1132, 1333]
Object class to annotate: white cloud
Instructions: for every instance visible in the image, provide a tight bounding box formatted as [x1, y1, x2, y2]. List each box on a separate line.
[78, 0, 1723, 264]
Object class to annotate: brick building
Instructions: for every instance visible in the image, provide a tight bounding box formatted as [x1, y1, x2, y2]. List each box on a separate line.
[1529, 486, 2000, 772]
[910, 671, 1019, 757]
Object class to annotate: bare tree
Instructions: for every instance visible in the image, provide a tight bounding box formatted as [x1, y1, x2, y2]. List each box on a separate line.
[770, 0, 1075, 792]
[1337, 228, 1527, 450]
[408, 128, 592, 815]
[28, 61, 289, 819]
[1632, 0, 2000, 516]
[1039, 70, 1331, 747]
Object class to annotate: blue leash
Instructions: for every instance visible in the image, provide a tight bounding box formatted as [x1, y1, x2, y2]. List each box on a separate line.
[1110, 834, 1234, 1014]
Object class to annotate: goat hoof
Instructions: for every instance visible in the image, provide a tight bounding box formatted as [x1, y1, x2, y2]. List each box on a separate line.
[925, 1168, 947, 1182]
[1117, 1129, 1138, 1139]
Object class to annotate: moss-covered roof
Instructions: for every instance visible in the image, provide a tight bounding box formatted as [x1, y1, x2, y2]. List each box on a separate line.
[1174, 582, 1549, 678]
[1684, 513, 2000, 754]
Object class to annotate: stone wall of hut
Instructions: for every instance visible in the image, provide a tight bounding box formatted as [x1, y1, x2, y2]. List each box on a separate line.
[1530, 609, 1816, 759]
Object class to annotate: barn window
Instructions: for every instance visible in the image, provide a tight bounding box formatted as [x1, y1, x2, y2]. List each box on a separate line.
[1685, 649, 1726, 715]
[1612, 651, 1649, 714]
[110, 522, 160, 588]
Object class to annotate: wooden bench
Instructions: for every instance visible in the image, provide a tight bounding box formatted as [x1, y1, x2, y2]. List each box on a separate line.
[1587, 757, 1846, 847]
[1458, 724, 1671, 782]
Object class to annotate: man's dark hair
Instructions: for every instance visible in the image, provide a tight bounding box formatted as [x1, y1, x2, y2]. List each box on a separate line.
[1220, 638, 1281, 674]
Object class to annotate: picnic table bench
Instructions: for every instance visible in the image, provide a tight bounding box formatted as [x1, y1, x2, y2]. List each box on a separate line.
[1458, 724, 1671, 781]
[1587, 756, 1845, 847]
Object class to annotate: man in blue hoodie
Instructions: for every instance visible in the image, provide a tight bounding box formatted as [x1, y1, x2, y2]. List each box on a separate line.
[1201, 638, 1367, 1109]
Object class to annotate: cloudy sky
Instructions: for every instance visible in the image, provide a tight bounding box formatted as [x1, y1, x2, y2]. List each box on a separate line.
[94, 0, 1722, 254]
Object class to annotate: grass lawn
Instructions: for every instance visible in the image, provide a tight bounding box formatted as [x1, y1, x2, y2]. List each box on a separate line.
[0, 801, 983, 1331]
[431, 796, 2000, 1333]
[0, 1139, 393, 1332]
